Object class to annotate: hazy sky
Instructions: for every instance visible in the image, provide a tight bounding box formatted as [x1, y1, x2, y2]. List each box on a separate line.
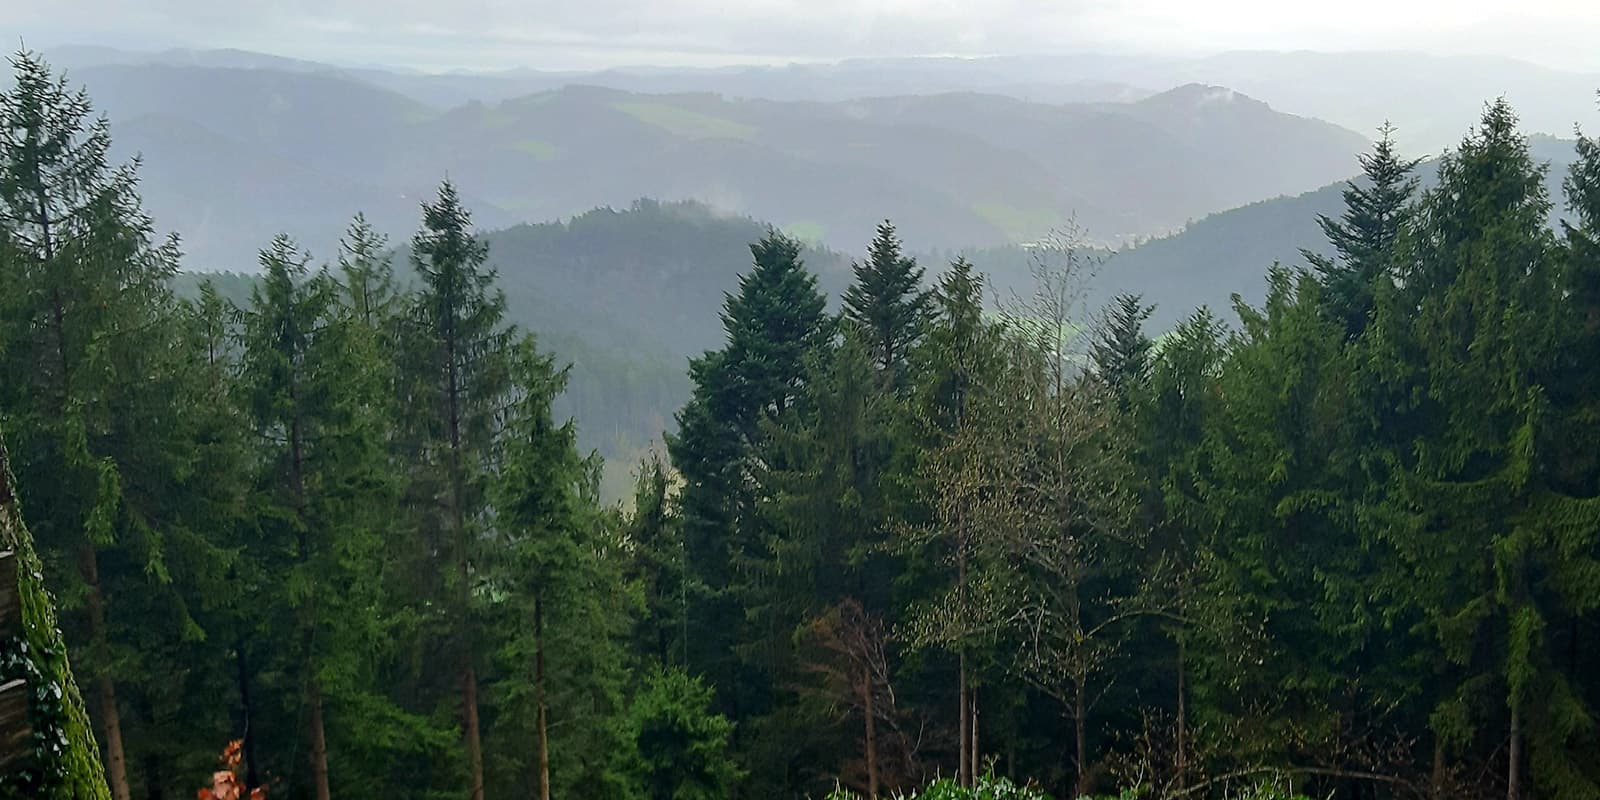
[12, 0, 1600, 72]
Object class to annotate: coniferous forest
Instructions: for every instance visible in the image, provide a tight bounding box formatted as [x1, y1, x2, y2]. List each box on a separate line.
[6, 47, 1600, 800]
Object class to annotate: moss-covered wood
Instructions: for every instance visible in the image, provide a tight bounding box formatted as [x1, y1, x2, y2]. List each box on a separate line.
[0, 437, 110, 800]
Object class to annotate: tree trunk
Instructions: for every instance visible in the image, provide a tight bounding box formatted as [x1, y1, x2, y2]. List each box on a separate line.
[1176, 637, 1187, 791]
[960, 688, 972, 780]
[1507, 703, 1521, 800]
[97, 673, 129, 800]
[958, 650, 971, 789]
[464, 663, 486, 800]
[309, 676, 331, 800]
[957, 543, 971, 789]
[1431, 737, 1446, 800]
[235, 641, 261, 793]
[1073, 682, 1088, 798]
[862, 675, 879, 800]
[535, 594, 550, 800]
[80, 546, 131, 800]
[143, 752, 164, 800]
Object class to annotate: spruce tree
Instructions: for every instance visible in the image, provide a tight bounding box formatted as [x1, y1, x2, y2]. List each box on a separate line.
[0, 50, 187, 800]
[489, 336, 632, 800]
[336, 213, 402, 333]
[1369, 100, 1591, 800]
[842, 221, 931, 386]
[398, 181, 515, 800]
[666, 230, 831, 791]
[236, 235, 402, 800]
[1304, 124, 1421, 337]
[1090, 292, 1155, 406]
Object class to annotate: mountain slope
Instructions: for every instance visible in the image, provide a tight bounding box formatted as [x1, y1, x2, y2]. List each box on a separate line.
[1093, 134, 1581, 329]
[58, 60, 1369, 268]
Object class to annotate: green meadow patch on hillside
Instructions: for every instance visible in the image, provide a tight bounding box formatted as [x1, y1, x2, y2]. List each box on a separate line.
[972, 202, 1063, 241]
[782, 220, 828, 244]
[513, 138, 559, 160]
[614, 100, 758, 140]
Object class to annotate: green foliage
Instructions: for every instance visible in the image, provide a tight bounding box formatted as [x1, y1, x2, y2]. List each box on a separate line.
[843, 221, 932, 383]
[619, 668, 742, 800]
[1304, 124, 1421, 337]
[15, 43, 1600, 800]
[824, 775, 1054, 800]
[0, 435, 109, 800]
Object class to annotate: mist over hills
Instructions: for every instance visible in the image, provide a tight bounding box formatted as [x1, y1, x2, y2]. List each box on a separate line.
[43, 44, 1598, 500]
[54, 45, 1600, 157]
[52, 49, 1371, 269]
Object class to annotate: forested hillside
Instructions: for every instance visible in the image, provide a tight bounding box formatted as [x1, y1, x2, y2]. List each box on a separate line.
[56, 58, 1367, 267]
[963, 133, 1584, 330]
[8, 47, 1600, 800]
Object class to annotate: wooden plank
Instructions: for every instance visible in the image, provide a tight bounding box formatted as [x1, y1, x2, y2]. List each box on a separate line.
[0, 678, 31, 775]
[0, 550, 16, 640]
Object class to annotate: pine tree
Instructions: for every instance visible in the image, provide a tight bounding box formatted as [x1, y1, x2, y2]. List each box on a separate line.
[1304, 124, 1421, 337]
[398, 181, 516, 800]
[842, 221, 931, 386]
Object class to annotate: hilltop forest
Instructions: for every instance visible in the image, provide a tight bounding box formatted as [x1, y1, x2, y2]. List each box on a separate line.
[5, 48, 1600, 800]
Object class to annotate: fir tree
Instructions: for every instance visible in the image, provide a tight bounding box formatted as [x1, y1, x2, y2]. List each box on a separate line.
[1090, 292, 1155, 406]
[0, 51, 187, 800]
[236, 235, 403, 800]
[666, 230, 832, 793]
[843, 221, 931, 386]
[1370, 100, 1589, 800]
[1304, 124, 1421, 337]
[399, 180, 516, 800]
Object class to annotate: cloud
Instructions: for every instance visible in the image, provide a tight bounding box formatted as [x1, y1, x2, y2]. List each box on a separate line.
[10, 0, 1600, 71]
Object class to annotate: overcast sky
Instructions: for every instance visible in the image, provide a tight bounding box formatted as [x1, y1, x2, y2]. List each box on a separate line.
[11, 0, 1600, 73]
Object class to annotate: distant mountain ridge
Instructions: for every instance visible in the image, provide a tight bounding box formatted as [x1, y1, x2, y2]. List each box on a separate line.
[51, 45, 1600, 156]
[46, 55, 1369, 269]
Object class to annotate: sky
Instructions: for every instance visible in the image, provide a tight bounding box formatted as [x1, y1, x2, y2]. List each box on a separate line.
[10, 0, 1600, 73]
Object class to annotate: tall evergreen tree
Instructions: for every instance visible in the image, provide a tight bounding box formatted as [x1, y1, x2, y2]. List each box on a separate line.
[399, 180, 516, 800]
[842, 221, 931, 386]
[625, 454, 686, 667]
[0, 51, 188, 800]
[236, 235, 403, 800]
[666, 230, 832, 793]
[489, 336, 633, 800]
[1305, 124, 1422, 337]
[1090, 292, 1155, 406]
[1367, 100, 1595, 800]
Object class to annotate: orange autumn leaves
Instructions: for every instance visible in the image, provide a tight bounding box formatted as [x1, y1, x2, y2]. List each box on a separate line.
[196, 740, 266, 800]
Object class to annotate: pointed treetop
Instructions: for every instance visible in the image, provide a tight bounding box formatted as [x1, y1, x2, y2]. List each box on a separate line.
[843, 220, 932, 381]
[1305, 123, 1421, 337]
